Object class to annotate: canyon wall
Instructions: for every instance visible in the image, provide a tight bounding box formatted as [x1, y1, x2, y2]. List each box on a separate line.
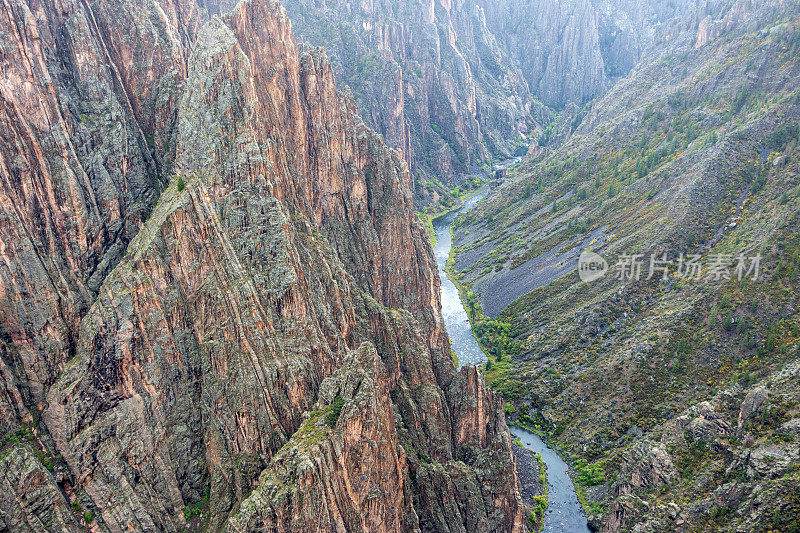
[278, 0, 541, 205]
[0, 0, 522, 531]
[278, 0, 706, 202]
[476, 0, 702, 108]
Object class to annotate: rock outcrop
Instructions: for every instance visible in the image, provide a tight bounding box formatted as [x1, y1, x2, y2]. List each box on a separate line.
[0, 0, 523, 531]
[268, 0, 719, 198]
[0, 442, 82, 532]
[0, 0, 200, 430]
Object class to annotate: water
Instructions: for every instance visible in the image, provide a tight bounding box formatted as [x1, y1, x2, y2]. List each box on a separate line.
[510, 427, 591, 533]
[432, 190, 490, 367]
[432, 185, 590, 532]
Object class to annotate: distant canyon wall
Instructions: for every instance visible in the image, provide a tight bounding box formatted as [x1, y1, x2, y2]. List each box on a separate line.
[280, 0, 540, 201]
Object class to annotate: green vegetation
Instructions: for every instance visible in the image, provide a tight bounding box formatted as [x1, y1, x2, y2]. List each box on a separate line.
[0, 424, 36, 458]
[538, 120, 557, 147]
[183, 486, 210, 523]
[528, 495, 547, 528]
[0, 422, 59, 472]
[472, 317, 518, 360]
[70, 500, 95, 525]
[575, 458, 606, 486]
[325, 395, 345, 428]
[454, 283, 524, 399]
[177, 176, 186, 192]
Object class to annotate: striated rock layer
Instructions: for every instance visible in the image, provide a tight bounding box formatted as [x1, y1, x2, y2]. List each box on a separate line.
[279, 0, 540, 204]
[0, 0, 523, 531]
[475, 0, 702, 108]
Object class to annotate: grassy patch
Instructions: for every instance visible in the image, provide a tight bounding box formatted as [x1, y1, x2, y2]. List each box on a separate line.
[325, 396, 345, 428]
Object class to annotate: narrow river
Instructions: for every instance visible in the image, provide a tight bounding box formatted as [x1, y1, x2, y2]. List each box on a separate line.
[433, 190, 490, 367]
[432, 188, 590, 533]
[511, 427, 591, 533]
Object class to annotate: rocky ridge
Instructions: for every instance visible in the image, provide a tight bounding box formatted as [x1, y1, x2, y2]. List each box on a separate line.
[0, 0, 523, 531]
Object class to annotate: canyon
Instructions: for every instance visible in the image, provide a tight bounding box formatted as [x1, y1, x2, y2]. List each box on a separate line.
[277, 0, 710, 207]
[451, 0, 800, 531]
[1, 0, 799, 532]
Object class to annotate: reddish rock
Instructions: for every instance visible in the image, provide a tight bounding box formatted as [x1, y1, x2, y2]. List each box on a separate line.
[0, 0, 523, 531]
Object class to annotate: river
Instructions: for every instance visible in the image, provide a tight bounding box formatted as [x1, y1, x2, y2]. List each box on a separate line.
[433, 189, 490, 367]
[432, 187, 591, 533]
[511, 427, 592, 533]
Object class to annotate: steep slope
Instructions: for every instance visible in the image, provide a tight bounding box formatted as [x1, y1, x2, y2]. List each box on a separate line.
[278, 0, 541, 207]
[476, 0, 701, 108]
[0, 0, 201, 434]
[452, 1, 800, 531]
[0, 0, 523, 531]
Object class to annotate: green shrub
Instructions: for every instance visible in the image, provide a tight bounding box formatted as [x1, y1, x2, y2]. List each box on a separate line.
[529, 494, 548, 524]
[576, 459, 606, 486]
[731, 87, 750, 114]
[523, 182, 533, 199]
[325, 396, 345, 428]
[723, 315, 734, 332]
[177, 177, 186, 192]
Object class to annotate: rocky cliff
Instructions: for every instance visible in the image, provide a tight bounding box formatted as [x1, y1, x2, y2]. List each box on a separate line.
[0, 0, 523, 531]
[277, 0, 541, 207]
[475, 0, 608, 108]
[476, 0, 702, 108]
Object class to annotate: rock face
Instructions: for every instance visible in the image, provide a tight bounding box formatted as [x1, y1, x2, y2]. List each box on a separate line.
[476, 0, 608, 107]
[278, 0, 539, 202]
[0, 442, 82, 532]
[604, 380, 800, 533]
[0, 0, 200, 432]
[0, 0, 523, 531]
[475, 0, 700, 107]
